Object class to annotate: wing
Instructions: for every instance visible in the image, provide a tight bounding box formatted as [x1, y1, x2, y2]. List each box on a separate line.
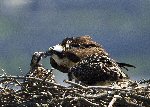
[69, 54, 128, 85]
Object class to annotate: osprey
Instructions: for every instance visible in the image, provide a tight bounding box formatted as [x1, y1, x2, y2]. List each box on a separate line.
[48, 35, 135, 85]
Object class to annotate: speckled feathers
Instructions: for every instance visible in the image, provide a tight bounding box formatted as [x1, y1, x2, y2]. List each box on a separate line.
[69, 54, 128, 85]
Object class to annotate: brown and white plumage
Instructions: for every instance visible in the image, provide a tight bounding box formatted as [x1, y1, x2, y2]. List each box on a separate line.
[48, 35, 135, 85]
[68, 53, 128, 85]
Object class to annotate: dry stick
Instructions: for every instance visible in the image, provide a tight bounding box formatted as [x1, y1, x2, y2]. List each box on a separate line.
[138, 79, 150, 84]
[72, 92, 108, 106]
[108, 95, 121, 107]
[74, 91, 108, 99]
[121, 92, 150, 107]
[0, 75, 30, 80]
[0, 76, 65, 88]
[64, 80, 131, 92]
[11, 78, 27, 91]
[37, 68, 54, 87]
[108, 97, 117, 107]
[121, 97, 143, 107]
[64, 80, 87, 89]
[28, 77, 65, 89]
[128, 94, 150, 104]
[63, 96, 100, 107]
[79, 97, 100, 106]
[0, 78, 21, 88]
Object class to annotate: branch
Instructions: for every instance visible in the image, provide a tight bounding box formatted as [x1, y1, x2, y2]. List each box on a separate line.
[64, 80, 131, 92]
[108, 95, 121, 107]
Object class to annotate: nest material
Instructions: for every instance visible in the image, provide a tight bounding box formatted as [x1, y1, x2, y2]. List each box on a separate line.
[0, 52, 150, 107]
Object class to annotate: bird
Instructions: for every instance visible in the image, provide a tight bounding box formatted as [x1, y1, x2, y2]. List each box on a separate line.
[24, 52, 55, 88]
[49, 36, 108, 72]
[48, 35, 135, 85]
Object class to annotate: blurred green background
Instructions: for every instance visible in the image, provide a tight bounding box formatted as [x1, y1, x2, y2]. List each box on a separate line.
[0, 0, 150, 84]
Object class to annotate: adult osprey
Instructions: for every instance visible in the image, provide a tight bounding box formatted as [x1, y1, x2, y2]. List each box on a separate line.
[48, 36, 135, 85]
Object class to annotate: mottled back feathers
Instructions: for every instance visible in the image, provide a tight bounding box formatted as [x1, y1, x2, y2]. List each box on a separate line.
[68, 54, 128, 85]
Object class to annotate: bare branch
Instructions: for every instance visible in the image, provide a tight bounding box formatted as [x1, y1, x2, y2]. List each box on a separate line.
[108, 95, 121, 107]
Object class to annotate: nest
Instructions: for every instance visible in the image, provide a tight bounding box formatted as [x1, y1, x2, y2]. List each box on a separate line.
[0, 52, 150, 107]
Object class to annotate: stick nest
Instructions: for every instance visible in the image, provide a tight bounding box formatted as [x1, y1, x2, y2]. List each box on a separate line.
[0, 52, 150, 107]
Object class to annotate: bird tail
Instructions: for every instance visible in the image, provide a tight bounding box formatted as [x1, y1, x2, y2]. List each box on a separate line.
[117, 62, 136, 71]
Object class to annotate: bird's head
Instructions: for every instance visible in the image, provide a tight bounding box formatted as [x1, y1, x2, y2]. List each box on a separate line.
[48, 35, 106, 64]
[30, 52, 45, 67]
[48, 35, 108, 73]
[61, 35, 101, 50]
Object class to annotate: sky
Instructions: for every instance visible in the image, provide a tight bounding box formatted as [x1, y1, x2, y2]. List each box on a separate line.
[0, 0, 150, 84]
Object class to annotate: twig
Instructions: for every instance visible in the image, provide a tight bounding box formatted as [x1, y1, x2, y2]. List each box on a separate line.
[64, 80, 87, 89]
[138, 79, 150, 84]
[37, 68, 54, 87]
[0, 75, 29, 80]
[74, 91, 108, 99]
[121, 98, 143, 107]
[64, 80, 131, 92]
[79, 97, 100, 106]
[108, 95, 121, 107]
[0, 76, 64, 88]
[128, 94, 150, 104]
